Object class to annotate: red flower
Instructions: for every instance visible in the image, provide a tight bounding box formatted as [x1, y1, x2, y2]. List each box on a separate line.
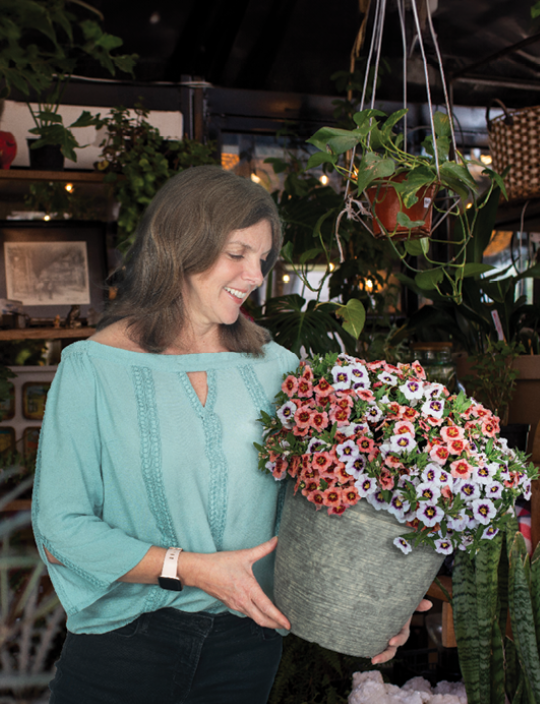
[357, 436, 375, 453]
[297, 378, 314, 398]
[329, 405, 351, 426]
[379, 470, 394, 490]
[289, 455, 301, 477]
[314, 377, 334, 397]
[294, 406, 312, 429]
[450, 459, 472, 479]
[281, 375, 298, 398]
[311, 451, 333, 472]
[309, 410, 329, 431]
[448, 438, 467, 455]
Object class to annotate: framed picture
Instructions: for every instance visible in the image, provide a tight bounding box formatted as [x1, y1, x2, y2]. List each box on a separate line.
[0, 426, 15, 455]
[23, 427, 41, 460]
[0, 382, 15, 420]
[22, 381, 51, 420]
[0, 221, 107, 319]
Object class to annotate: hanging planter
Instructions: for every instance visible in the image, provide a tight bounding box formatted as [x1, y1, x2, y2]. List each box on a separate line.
[366, 173, 439, 240]
[274, 482, 443, 657]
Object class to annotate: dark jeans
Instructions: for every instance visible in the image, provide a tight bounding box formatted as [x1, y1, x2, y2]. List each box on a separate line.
[48, 608, 283, 704]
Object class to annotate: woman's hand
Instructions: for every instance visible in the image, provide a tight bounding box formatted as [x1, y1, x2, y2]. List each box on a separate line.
[370, 598, 432, 665]
[178, 536, 291, 631]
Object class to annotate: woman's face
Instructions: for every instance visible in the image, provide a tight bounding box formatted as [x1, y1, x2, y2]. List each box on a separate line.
[183, 219, 273, 331]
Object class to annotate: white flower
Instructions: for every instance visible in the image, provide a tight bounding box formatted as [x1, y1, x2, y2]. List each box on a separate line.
[378, 371, 398, 386]
[416, 482, 441, 504]
[331, 365, 351, 390]
[346, 455, 366, 479]
[276, 401, 296, 428]
[425, 382, 446, 398]
[434, 537, 454, 555]
[447, 510, 468, 531]
[472, 498, 497, 525]
[484, 481, 503, 500]
[387, 493, 411, 522]
[394, 537, 412, 554]
[482, 526, 499, 540]
[421, 397, 445, 419]
[389, 433, 417, 454]
[416, 503, 444, 527]
[367, 489, 389, 510]
[473, 464, 496, 485]
[336, 440, 359, 463]
[523, 481, 532, 501]
[456, 480, 481, 503]
[365, 404, 383, 423]
[421, 463, 444, 484]
[307, 437, 328, 453]
[399, 379, 425, 401]
[349, 364, 370, 387]
[355, 474, 377, 496]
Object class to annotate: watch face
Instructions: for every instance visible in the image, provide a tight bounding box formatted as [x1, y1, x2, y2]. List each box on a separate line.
[158, 576, 183, 592]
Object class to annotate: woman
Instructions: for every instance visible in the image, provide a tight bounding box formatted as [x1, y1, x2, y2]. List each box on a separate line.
[32, 166, 426, 704]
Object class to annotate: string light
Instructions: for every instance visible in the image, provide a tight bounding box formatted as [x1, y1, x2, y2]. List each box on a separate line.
[480, 154, 492, 165]
[65, 183, 74, 193]
[43, 215, 51, 221]
[365, 279, 374, 293]
[329, 263, 335, 271]
[250, 173, 261, 184]
[319, 174, 329, 185]
[282, 274, 290, 283]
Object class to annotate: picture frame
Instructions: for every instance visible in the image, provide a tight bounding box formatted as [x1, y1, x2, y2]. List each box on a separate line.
[0, 221, 108, 319]
[0, 426, 15, 455]
[22, 427, 41, 460]
[22, 381, 51, 420]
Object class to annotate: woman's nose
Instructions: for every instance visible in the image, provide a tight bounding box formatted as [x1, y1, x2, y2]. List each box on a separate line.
[244, 257, 264, 287]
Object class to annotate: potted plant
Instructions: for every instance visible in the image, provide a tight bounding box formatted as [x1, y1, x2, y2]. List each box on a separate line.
[0, 0, 137, 166]
[255, 352, 536, 657]
[94, 103, 218, 249]
[305, 107, 506, 305]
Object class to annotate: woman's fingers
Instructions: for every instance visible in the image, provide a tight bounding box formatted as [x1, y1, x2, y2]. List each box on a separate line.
[371, 598, 433, 664]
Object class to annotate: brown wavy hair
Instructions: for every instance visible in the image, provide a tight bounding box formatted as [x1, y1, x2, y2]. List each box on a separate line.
[98, 165, 282, 354]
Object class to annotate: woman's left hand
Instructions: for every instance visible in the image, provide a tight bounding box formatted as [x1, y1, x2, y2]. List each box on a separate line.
[370, 598, 432, 665]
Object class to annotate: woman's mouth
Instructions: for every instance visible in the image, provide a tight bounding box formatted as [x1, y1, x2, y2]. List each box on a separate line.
[224, 286, 247, 302]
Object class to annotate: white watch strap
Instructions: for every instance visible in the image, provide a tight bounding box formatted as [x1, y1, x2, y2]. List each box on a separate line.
[160, 547, 183, 580]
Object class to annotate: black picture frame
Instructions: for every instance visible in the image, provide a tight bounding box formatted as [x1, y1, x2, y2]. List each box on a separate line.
[0, 220, 108, 319]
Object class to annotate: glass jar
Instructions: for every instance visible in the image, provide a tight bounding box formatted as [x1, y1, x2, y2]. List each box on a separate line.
[410, 342, 457, 393]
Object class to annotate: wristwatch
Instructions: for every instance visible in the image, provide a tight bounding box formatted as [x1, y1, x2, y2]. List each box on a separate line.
[158, 547, 183, 592]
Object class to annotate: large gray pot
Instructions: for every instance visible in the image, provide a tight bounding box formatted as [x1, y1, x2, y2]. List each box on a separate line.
[274, 482, 444, 657]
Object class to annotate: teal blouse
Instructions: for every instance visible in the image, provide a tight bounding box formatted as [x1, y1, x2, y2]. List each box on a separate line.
[31, 339, 298, 634]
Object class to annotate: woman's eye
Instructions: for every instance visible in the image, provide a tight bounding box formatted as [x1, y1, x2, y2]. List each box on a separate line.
[228, 254, 244, 260]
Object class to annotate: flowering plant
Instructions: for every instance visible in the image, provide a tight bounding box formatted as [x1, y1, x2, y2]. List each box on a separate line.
[256, 353, 537, 556]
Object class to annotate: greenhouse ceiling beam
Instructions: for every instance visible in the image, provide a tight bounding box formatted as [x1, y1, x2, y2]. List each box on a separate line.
[452, 76, 540, 92]
[451, 32, 540, 80]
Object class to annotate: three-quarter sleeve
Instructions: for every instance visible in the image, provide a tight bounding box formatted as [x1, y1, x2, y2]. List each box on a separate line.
[32, 349, 153, 616]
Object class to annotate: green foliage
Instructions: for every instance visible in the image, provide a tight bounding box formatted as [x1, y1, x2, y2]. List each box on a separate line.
[0, 0, 137, 159]
[255, 294, 356, 357]
[23, 180, 98, 219]
[95, 103, 217, 249]
[532, 2, 540, 19]
[464, 339, 524, 424]
[396, 186, 540, 354]
[453, 524, 540, 704]
[269, 632, 375, 704]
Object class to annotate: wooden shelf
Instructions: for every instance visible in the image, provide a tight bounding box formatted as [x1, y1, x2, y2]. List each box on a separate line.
[0, 327, 95, 341]
[0, 170, 116, 184]
[0, 499, 32, 512]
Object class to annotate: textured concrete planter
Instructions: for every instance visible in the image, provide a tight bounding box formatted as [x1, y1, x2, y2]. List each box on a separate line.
[274, 482, 443, 657]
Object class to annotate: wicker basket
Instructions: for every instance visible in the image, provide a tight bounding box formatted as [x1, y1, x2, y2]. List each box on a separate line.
[487, 100, 540, 203]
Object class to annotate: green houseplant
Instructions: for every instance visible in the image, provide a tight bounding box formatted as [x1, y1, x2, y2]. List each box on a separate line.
[0, 0, 137, 163]
[305, 107, 506, 305]
[94, 103, 218, 249]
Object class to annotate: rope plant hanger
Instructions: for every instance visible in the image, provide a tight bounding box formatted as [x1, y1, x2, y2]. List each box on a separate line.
[305, 0, 506, 305]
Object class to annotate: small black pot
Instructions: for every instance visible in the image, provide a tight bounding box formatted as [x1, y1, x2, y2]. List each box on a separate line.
[499, 423, 531, 452]
[27, 139, 64, 171]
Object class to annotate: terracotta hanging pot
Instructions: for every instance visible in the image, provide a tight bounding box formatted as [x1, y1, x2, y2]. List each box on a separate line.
[367, 173, 438, 240]
[0, 131, 17, 169]
[274, 482, 443, 657]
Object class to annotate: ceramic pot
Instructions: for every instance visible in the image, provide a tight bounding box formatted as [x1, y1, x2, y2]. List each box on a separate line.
[274, 482, 443, 657]
[0, 131, 17, 169]
[366, 173, 438, 240]
[27, 139, 64, 171]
